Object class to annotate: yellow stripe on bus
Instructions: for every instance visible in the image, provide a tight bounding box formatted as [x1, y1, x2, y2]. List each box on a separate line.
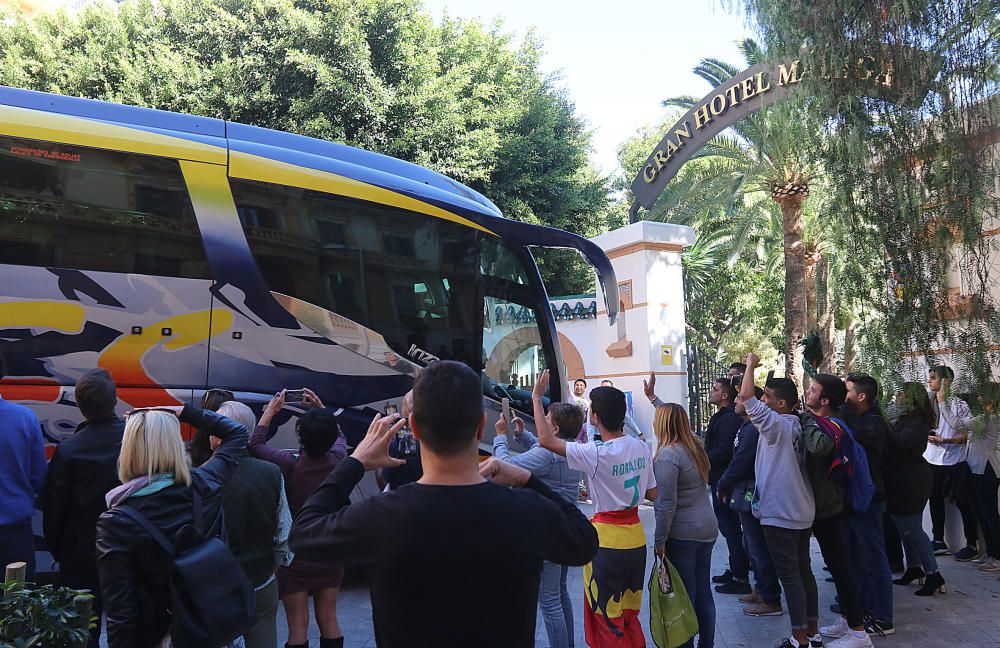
[229, 151, 496, 235]
[0, 105, 227, 164]
[0, 302, 85, 333]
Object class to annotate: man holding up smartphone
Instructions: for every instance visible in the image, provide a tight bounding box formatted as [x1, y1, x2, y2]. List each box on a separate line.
[379, 391, 422, 491]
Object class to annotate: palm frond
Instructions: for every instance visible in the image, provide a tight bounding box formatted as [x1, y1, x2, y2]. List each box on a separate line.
[661, 94, 700, 109]
[738, 38, 767, 67]
[693, 58, 740, 87]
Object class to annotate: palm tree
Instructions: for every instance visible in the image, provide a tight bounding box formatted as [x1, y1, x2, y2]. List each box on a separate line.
[656, 39, 828, 387]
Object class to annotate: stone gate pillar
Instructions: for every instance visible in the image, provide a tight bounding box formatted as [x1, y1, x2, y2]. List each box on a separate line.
[586, 221, 697, 436]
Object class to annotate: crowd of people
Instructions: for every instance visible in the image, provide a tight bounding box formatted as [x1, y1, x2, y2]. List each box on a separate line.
[1, 347, 999, 648]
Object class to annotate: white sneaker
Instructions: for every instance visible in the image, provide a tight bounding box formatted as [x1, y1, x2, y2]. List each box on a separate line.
[978, 557, 1000, 572]
[820, 617, 850, 639]
[828, 630, 874, 648]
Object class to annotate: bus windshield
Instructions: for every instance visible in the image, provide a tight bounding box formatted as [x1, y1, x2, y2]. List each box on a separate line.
[230, 178, 557, 409]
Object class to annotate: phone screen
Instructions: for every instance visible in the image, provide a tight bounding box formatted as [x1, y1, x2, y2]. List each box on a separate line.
[285, 389, 305, 403]
[385, 404, 398, 416]
[501, 398, 511, 425]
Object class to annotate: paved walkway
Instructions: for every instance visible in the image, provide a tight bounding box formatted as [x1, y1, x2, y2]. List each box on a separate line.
[279, 502, 1000, 647]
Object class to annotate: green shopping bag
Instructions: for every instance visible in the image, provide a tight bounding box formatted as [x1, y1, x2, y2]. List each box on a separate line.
[648, 554, 698, 648]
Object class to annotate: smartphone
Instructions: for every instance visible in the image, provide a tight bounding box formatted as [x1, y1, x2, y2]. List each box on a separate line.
[501, 397, 511, 425]
[385, 403, 399, 416]
[285, 389, 305, 403]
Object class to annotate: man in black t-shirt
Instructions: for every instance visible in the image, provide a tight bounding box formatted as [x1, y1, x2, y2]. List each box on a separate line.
[291, 361, 598, 648]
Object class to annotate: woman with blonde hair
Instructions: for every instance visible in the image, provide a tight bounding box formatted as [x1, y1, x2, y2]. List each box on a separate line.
[652, 402, 719, 648]
[96, 404, 248, 647]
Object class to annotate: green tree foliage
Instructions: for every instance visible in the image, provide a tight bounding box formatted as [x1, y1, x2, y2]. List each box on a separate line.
[0, 0, 608, 295]
[744, 0, 1000, 390]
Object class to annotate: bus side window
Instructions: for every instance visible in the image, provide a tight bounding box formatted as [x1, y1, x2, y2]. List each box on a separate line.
[229, 178, 479, 367]
[0, 135, 209, 279]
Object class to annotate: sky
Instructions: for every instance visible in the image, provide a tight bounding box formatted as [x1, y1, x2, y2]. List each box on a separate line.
[421, 0, 756, 177]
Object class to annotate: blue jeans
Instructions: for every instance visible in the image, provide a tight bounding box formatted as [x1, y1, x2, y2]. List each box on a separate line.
[712, 495, 749, 580]
[666, 538, 716, 648]
[539, 561, 574, 648]
[849, 500, 893, 623]
[739, 510, 781, 604]
[892, 513, 939, 574]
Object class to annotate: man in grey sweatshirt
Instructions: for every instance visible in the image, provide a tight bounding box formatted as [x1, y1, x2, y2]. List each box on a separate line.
[739, 353, 818, 648]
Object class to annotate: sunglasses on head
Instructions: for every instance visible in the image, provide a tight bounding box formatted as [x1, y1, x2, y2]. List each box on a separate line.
[124, 407, 179, 419]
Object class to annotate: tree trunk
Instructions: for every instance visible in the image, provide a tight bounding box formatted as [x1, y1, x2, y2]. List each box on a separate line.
[843, 317, 857, 375]
[817, 255, 838, 373]
[778, 194, 808, 390]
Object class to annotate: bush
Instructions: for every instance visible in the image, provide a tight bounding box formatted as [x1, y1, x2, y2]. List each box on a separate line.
[0, 581, 93, 648]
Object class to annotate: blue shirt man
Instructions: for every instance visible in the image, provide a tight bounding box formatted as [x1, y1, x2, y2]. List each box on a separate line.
[0, 353, 48, 578]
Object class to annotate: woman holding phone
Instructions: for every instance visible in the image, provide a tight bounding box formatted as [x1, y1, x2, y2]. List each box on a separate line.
[250, 389, 348, 648]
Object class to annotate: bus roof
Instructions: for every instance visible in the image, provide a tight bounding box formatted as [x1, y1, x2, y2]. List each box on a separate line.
[0, 84, 502, 219]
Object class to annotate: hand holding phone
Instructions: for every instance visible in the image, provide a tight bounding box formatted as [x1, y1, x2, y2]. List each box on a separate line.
[285, 389, 306, 403]
[501, 397, 511, 425]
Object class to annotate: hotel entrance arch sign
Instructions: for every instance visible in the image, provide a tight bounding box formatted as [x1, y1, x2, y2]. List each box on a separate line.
[627, 50, 926, 221]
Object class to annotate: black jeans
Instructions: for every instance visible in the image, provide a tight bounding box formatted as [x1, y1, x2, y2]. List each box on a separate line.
[61, 570, 103, 648]
[762, 525, 818, 632]
[712, 494, 749, 579]
[971, 463, 1000, 559]
[0, 521, 35, 580]
[813, 513, 865, 628]
[929, 462, 979, 547]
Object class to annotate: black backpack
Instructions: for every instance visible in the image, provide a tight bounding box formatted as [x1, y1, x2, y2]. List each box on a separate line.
[119, 488, 255, 648]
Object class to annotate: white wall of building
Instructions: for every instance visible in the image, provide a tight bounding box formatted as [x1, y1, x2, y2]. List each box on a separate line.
[552, 221, 696, 437]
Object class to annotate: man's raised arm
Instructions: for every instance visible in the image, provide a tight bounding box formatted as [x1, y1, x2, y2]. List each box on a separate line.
[534, 370, 567, 457]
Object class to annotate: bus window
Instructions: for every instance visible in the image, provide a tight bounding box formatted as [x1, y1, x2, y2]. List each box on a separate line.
[481, 296, 550, 412]
[230, 179, 479, 368]
[0, 134, 209, 278]
[480, 237, 529, 285]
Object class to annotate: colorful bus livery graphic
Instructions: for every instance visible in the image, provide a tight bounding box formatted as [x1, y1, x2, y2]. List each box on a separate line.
[0, 84, 619, 452]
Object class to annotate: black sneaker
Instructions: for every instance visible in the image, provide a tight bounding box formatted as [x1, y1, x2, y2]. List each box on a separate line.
[932, 540, 949, 556]
[865, 616, 895, 637]
[715, 579, 752, 594]
[808, 634, 824, 646]
[954, 545, 977, 561]
[712, 568, 734, 584]
[775, 639, 804, 648]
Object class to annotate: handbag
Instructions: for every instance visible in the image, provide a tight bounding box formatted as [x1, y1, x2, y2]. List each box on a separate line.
[648, 554, 698, 648]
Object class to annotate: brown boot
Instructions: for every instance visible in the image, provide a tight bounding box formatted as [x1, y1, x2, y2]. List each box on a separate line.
[743, 601, 784, 617]
[739, 589, 763, 604]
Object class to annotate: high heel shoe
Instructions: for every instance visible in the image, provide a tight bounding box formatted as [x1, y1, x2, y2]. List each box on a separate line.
[914, 571, 946, 596]
[893, 566, 925, 585]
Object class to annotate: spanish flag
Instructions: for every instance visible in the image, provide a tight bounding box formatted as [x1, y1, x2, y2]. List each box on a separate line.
[584, 508, 647, 647]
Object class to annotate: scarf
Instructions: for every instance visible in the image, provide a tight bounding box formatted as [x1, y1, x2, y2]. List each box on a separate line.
[106, 473, 175, 508]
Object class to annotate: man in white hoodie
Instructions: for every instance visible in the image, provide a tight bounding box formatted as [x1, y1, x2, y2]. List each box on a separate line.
[739, 354, 818, 648]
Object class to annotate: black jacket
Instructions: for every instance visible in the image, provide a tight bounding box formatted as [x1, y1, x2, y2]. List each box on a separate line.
[716, 419, 759, 498]
[290, 457, 597, 648]
[42, 415, 124, 582]
[705, 406, 743, 486]
[95, 406, 247, 648]
[841, 405, 889, 502]
[885, 412, 933, 516]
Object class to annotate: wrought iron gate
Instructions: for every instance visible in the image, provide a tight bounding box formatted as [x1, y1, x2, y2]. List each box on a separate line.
[686, 343, 729, 438]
